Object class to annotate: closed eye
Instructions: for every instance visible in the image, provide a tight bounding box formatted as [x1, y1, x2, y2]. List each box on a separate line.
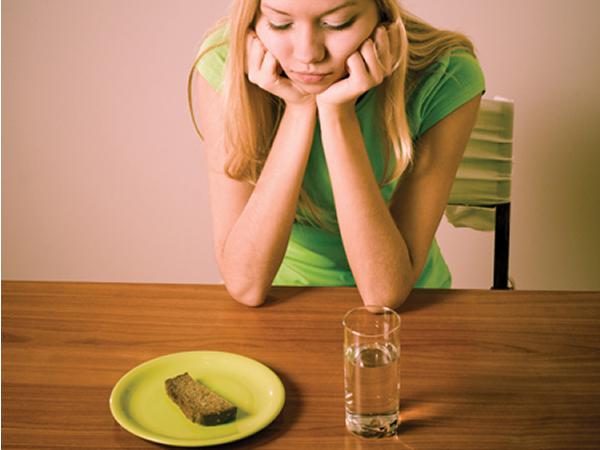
[267, 16, 358, 32]
[323, 16, 357, 30]
[268, 22, 292, 31]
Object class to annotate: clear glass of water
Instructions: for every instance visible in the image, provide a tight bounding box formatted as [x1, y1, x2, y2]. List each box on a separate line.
[342, 306, 401, 438]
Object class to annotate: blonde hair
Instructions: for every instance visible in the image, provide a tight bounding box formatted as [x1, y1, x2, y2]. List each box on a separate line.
[188, 0, 475, 230]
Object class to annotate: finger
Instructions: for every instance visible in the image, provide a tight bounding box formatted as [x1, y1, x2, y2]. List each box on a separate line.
[346, 51, 372, 89]
[374, 26, 392, 73]
[245, 33, 253, 74]
[246, 34, 266, 79]
[261, 50, 300, 96]
[359, 39, 385, 83]
[387, 22, 401, 71]
[259, 51, 280, 85]
[346, 51, 367, 74]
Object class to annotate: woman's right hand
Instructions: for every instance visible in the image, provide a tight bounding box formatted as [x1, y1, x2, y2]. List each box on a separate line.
[246, 32, 316, 108]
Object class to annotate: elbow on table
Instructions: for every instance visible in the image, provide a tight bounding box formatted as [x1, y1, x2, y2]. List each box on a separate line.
[359, 282, 412, 310]
[363, 293, 408, 310]
[224, 280, 268, 307]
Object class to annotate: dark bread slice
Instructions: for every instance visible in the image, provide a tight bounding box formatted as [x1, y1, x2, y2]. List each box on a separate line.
[165, 372, 237, 425]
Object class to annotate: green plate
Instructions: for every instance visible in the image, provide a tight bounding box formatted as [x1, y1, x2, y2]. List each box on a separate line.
[109, 351, 285, 447]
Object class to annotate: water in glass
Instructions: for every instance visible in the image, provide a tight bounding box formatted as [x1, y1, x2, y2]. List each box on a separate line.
[344, 342, 400, 438]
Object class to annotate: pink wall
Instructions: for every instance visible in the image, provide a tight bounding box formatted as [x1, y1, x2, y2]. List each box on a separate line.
[3, 0, 600, 289]
[2, 0, 223, 282]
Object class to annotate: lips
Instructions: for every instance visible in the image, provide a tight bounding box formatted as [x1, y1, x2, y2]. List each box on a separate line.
[291, 71, 331, 84]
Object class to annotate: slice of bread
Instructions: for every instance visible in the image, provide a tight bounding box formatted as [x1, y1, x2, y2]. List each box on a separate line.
[165, 372, 237, 425]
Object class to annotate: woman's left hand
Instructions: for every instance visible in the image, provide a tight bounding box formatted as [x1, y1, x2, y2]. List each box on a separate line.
[316, 24, 399, 110]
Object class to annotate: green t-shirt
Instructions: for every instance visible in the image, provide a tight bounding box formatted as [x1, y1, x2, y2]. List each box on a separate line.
[195, 26, 485, 288]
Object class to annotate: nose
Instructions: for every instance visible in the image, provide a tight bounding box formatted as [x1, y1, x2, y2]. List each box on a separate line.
[293, 26, 326, 65]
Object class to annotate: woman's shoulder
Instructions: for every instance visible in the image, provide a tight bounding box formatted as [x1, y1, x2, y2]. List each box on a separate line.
[194, 22, 230, 92]
[408, 49, 486, 138]
[413, 49, 485, 101]
[431, 49, 484, 86]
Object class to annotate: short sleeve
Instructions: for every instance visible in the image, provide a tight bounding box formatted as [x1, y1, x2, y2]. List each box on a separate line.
[408, 50, 486, 139]
[194, 25, 229, 93]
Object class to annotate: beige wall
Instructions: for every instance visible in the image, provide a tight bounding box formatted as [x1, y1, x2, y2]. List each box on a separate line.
[3, 0, 599, 290]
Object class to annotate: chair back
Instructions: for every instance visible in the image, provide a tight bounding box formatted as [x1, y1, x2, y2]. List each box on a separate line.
[446, 97, 514, 231]
[445, 97, 515, 289]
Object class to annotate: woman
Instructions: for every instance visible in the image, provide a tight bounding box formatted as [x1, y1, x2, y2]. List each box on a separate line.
[189, 0, 485, 307]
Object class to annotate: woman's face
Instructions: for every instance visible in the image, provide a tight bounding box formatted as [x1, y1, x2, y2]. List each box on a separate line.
[254, 0, 380, 93]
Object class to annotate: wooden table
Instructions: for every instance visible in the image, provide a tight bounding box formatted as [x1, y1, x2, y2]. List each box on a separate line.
[2, 282, 600, 449]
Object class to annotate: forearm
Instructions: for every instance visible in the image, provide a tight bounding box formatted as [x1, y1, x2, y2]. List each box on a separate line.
[220, 104, 316, 305]
[319, 106, 414, 307]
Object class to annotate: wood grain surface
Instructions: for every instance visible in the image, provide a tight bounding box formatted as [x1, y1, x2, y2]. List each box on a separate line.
[2, 281, 600, 449]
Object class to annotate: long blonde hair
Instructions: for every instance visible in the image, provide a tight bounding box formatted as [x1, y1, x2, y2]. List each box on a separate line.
[187, 0, 475, 230]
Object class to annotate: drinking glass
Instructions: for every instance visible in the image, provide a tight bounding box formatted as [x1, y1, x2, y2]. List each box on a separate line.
[343, 306, 401, 438]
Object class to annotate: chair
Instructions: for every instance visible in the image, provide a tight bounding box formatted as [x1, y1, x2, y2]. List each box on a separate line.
[445, 97, 514, 289]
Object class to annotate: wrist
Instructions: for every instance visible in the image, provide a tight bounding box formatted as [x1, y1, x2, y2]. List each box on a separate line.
[284, 100, 317, 118]
[317, 101, 356, 122]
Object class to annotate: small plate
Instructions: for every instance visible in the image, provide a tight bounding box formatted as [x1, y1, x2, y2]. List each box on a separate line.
[109, 351, 285, 447]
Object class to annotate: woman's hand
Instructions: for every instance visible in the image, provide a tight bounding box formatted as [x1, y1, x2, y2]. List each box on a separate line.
[316, 24, 400, 110]
[246, 32, 316, 108]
